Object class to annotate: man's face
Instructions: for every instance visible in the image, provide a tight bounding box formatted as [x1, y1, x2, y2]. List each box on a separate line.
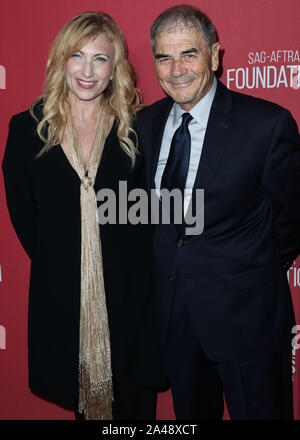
[154, 27, 220, 111]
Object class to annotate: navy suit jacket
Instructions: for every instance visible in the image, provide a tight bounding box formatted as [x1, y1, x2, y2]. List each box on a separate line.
[136, 80, 300, 362]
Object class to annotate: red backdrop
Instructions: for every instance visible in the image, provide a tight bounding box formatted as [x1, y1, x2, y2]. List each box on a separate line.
[0, 0, 299, 420]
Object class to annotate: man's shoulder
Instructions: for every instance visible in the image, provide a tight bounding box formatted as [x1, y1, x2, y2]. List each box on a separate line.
[137, 96, 172, 121]
[226, 84, 288, 118]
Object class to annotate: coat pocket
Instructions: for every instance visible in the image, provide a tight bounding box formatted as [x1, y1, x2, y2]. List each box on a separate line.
[227, 263, 277, 290]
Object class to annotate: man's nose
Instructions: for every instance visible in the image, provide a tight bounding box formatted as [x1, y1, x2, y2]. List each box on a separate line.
[170, 58, 188, 77]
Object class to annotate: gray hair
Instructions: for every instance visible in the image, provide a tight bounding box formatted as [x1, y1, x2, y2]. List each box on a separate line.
[150, 4, 217, 53]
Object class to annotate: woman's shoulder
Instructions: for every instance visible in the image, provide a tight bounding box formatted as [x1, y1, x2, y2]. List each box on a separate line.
[10, 110, 35, 130]
[10, 100, 43, 130]
[7, 101, 45, 157]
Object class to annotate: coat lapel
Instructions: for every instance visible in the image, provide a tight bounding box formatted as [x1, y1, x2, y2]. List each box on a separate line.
[184, 81, 234, 236]
[150, 97, 173, 189]
[193, 80, 234, 191]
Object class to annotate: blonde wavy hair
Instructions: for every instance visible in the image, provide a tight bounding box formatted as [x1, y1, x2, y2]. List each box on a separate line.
[30, 11, 143, 166]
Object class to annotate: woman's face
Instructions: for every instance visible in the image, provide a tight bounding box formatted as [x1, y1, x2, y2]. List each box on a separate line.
[65, 34, 114, 104]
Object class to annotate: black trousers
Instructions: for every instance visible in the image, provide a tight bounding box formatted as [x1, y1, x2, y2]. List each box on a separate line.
[162, 283, 293, 420]
[75, 376, 157, 420]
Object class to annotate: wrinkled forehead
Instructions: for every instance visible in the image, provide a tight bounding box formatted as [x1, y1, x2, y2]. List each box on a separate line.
[157, 19, 200, 35]
[154, 20, 209, 44]
[154, 25, 208, 52]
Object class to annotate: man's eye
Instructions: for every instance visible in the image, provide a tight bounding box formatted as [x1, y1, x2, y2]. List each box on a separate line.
[157, 58, 172, 65]
[184, 54, 196, 59]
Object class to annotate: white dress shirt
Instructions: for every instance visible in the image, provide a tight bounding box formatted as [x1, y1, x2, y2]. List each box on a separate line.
[155, 76, 217, 215]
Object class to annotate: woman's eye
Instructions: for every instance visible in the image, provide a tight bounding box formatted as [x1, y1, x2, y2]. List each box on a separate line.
[71, 53, 81, 58]
[95, 56, 108, 62]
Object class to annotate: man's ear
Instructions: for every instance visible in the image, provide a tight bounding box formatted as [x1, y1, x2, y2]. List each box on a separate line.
[211, 42, 221, 72]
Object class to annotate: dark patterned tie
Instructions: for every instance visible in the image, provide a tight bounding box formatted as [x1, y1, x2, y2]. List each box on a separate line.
[160, 112, 193, 230]
[161, 112, 193, 192]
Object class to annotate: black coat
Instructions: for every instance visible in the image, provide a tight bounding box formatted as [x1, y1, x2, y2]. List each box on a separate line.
[137, 80, 300, 362]
[2, 109, 166, 406]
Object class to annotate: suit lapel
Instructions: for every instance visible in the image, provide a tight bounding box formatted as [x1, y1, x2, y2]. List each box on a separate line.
[184, 81, 234, 234]
[193, 80, 234, 191]
[150, 97, 173, 189]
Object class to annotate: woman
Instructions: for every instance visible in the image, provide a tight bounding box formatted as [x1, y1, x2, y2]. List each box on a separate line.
[2, 11, 166, 420]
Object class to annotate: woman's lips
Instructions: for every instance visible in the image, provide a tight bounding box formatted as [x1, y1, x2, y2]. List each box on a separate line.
[76, 79, 97, 89]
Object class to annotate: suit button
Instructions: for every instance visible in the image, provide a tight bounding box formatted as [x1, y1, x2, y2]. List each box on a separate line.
[169, 276, 174, 282]
[177, 239, 184, 247]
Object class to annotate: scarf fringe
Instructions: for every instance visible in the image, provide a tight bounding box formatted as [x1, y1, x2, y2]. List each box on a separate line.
[78, 361, 113, 420]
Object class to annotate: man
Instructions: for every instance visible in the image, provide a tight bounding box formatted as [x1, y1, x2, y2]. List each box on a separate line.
[136, 4, 300, 420]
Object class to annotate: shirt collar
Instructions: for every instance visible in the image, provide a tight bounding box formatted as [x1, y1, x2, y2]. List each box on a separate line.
[173, 76, 217, 128]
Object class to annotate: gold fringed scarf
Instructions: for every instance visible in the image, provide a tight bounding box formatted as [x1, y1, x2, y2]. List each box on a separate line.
[64, 108, 113, 420]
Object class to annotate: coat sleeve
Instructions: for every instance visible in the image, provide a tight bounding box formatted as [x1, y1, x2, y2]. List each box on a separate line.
[262, 108, 300, 270]
[2, 114, 37, 259]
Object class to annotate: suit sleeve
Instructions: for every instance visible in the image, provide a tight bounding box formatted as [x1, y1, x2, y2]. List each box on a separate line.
[2, 115, 37, 259]
[262, 108, 300, 270]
